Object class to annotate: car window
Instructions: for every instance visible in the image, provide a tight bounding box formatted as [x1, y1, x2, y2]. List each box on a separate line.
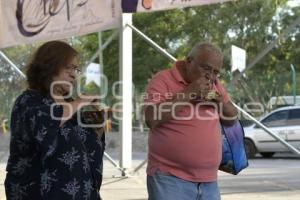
[259, 110, 289, 127]
[286, 109, 300, 126]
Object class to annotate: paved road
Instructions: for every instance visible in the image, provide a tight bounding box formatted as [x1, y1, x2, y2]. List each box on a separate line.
[219, 157, 300, 200]
[1, 156, 300, 200]
[99, 155, 300, 200]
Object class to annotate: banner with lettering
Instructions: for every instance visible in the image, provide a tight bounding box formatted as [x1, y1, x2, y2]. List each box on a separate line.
[0, 0, 121, 48]
[122, 0, 234, 13]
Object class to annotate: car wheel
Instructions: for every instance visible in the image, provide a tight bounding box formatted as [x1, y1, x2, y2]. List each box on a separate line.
[260, 152, 275, 158]
[244, 139, 257, 159]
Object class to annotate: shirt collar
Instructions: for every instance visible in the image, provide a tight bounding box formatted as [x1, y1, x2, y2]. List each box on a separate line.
[171, 60, 188, 85]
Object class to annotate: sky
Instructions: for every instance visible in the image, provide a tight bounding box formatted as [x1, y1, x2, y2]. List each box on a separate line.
[288, 0, 300, 7]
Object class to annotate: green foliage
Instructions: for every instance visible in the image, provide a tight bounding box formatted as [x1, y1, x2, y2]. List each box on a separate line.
[0, 45, 31, 120]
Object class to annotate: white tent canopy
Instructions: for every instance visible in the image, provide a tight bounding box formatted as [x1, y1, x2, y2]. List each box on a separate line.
[0, 0, 232, 48]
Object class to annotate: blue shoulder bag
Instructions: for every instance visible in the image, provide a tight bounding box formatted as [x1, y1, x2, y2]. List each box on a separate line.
[219, 120, 249, 175]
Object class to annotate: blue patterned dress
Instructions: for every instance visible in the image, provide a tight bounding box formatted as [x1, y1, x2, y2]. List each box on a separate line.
[5, 90, 105, 200]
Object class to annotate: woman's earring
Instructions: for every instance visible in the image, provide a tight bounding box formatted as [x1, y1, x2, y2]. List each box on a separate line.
[142, 0, 152, 10]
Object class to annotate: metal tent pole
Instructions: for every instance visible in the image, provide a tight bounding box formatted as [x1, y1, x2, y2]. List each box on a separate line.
[119, 13, 133, 175]
[126, 24, 176, 62]
[0, 51, 26, 78]
[233, 102, 300, 156]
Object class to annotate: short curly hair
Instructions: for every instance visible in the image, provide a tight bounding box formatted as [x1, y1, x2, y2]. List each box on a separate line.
[26, 41, 78, 95]
[188, 42, 223, 61]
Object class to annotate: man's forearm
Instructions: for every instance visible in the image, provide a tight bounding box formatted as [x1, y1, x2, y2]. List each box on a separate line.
[145, 93, 190, 129]
[220, 101, 238, 126]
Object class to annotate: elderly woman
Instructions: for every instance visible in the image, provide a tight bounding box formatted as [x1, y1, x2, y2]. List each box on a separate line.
[5, 41, 105, 200]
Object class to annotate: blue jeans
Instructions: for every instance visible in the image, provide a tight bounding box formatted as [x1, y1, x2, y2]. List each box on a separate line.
[147, 171, 221, 200]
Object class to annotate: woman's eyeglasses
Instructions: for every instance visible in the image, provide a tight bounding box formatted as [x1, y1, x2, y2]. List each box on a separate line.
[65, 64, 81, 75]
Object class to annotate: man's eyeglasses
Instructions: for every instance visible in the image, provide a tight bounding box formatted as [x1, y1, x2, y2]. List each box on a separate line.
[193, 60, 221, 78]
[65, 64, 81, 75]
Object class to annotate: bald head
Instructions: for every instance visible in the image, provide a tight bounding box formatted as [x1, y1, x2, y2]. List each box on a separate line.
[188, 42, 223, 61]
[182, 42, 223, 83]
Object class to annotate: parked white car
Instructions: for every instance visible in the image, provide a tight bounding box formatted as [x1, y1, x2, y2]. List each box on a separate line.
[244, 106, 300, 158]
